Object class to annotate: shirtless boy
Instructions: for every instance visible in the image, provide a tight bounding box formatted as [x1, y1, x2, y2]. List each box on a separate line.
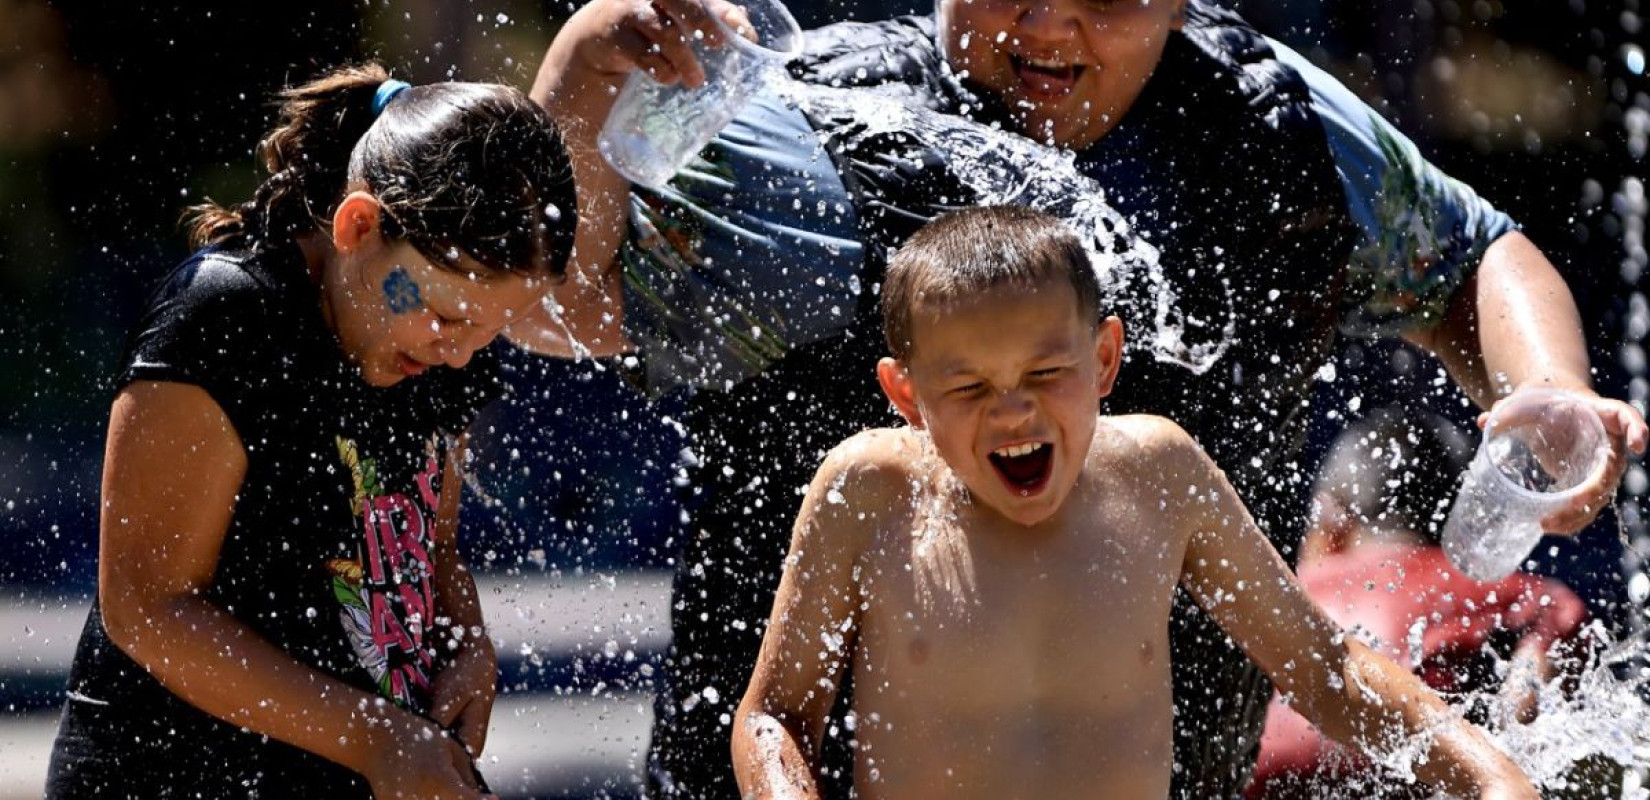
[731, 206, 1537, 800]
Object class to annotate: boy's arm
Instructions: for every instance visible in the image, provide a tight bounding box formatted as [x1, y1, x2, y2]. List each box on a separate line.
[98, 382, 485, 799]
[732, 435, 892, 800]
[428, 435, 499, 758]
[1165, 426, 1537, 800]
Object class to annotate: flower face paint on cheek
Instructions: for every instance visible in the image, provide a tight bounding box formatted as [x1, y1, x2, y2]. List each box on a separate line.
[382, 267, 423, 314]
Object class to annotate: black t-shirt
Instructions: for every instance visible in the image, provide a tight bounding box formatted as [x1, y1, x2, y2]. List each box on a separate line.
[47, 244, 502, 798]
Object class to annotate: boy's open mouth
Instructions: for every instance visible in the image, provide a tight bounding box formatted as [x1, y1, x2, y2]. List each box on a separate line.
[1009, 55, 1085, 97]
[989, 441, 1054, 493]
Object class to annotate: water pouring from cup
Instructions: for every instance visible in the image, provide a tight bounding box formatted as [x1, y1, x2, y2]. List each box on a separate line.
[1441, 389, 1615, 582]
[598, 0, 803, 189]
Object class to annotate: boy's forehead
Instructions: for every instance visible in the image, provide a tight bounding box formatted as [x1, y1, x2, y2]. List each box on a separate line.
[907, 292, 1089, 372]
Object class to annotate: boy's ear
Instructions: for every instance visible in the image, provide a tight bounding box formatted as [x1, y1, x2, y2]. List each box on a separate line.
[331, 191, 384, 254]
[877, 357, 925, 429]
[1094, 316, 1124, 399]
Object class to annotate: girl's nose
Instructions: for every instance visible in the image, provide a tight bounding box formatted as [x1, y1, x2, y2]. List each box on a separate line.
[433, 325, 492, 370]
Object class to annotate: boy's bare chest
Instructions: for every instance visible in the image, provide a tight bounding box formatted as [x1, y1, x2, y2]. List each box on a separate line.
[857, 519, 1182, 712]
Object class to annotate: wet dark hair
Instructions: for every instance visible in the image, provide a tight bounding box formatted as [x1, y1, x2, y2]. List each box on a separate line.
[1316, 404, 1475, 545]
[188, 62, 575, 280]
[882, 205, 1103, 360]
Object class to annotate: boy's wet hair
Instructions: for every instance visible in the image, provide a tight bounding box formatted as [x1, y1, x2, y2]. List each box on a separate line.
[882, 205, 1102, 360]
[187, 62, 576, 280]
[1316, 404, 1475, 545]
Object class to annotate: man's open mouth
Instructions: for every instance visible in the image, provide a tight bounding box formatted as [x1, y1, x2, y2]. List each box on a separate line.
[989, 441, 1054, 493]
[1009, 55, 1085, 96]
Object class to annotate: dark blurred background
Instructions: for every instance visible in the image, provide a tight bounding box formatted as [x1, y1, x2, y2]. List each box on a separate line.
[0, 0, 1643, 795]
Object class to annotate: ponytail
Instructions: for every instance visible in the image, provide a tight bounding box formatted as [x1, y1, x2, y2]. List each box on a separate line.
[185, 62, 574, 281]
[188, 63, 389, 249]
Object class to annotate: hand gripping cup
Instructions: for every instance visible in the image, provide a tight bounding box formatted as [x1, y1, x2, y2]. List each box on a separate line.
[597, 0, 803, 189]
[1441, 389, 1612, 581]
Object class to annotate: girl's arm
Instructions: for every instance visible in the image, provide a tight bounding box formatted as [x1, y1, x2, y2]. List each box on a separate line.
[98, 381, 486, 800]
[1164, 423, 1538, 800]
[427, 435, 498, 757]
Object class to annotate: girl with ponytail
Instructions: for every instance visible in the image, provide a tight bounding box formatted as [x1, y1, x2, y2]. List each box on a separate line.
[45, 62, 575, 799]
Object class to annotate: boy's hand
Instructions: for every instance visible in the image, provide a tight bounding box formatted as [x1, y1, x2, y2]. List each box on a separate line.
[431, 636, 499, 757]
[570, 0, 754, 88]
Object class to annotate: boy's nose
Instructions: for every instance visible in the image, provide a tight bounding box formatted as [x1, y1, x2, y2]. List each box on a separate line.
[989, 388, 1037, 427]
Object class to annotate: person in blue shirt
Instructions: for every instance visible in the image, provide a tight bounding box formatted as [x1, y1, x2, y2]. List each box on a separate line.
[524, 1, 1648, 796]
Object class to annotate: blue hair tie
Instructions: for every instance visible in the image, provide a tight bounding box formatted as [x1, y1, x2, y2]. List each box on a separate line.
[372, 79, 412, 116]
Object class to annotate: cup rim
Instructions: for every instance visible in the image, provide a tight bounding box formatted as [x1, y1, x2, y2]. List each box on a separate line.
[713, 0, 805, 59]
[1480, 389, 1610, 501]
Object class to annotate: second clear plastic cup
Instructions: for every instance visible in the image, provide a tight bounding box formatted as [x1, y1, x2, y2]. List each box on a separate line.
[598, 0, 803, 189]
[1440, 389, 1612, 581]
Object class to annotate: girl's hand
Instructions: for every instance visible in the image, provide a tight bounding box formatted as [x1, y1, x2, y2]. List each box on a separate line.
[431, 635, 499, 757]
[569, 0, 755, 88]
[364, 716, 493, 800]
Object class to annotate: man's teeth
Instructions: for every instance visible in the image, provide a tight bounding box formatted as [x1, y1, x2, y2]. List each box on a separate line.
[993, 442, 1047, 458]
[1023, 57, 1070, 70]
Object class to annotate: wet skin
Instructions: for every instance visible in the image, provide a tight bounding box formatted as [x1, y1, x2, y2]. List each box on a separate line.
[883, 280, 1120, 528]
[842, 423, 1185, 799]
[735, 280, 1537, 799]
[940, 0, 1187, 149]
[320, 238, 548, 388]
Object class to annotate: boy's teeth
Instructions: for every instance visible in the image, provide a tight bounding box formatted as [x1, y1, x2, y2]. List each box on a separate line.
[993, 442, 1046, 458]
[1025, 57, 1067, 70]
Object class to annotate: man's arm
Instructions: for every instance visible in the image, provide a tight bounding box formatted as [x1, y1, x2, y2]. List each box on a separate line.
[732, 433, 896, 800]
[515, 0, 744, 357]
[1164, 424, 1538, 800]
[1405, 231, 1648, 533]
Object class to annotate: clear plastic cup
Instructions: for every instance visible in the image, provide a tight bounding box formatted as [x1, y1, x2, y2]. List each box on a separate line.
[1441, 389, 1612, 581]
[597, 0, 803, 189]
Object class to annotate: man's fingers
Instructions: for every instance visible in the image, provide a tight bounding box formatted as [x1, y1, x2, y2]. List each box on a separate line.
[654, 0, 728, 47]
[1598, 399, 1649, 454]
[713, 2, 759, 44]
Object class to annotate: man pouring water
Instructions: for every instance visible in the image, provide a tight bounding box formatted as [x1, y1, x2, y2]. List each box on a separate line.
[522, 0, 1648, 796]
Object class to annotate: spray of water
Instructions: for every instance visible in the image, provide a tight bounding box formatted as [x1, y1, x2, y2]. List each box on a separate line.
[784, 82, 1237, 375]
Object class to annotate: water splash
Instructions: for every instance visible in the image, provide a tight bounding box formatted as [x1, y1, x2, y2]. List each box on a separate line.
[1490, 625, 1650, 795]
[785, 82, 1236, 375]
[902, 432, 977, 613]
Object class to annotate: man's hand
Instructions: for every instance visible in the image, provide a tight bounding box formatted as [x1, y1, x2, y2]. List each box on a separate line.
[1478, 389, 1648, 534]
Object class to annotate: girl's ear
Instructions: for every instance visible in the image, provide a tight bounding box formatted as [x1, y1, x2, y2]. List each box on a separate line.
[877, 357, 925, 429]
[331, 191, 384, 254]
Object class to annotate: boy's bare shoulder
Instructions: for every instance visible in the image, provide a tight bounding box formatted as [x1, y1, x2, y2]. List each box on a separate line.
[1092, 414, 1208, 470]
[819, 428, 929, 496]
